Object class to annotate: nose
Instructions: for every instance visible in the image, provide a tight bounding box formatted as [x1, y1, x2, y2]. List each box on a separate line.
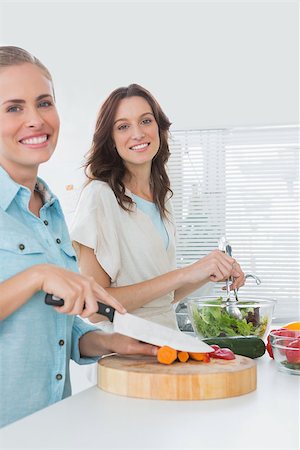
[131, 124, 145, 141]
[24, 107, 45, 129]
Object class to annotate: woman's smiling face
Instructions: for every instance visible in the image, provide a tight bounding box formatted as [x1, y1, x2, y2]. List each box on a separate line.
[0, 63, 60, 174]
[112, 96, 160, 170]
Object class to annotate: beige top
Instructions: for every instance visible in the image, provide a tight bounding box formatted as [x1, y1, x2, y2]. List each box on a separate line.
[70, 180, 179, 329]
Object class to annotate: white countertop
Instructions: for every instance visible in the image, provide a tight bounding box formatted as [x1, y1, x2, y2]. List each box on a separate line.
[0, 355, 299, 450]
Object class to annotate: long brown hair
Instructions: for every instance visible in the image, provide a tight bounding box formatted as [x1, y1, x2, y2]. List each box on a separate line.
[85, 84, 173, 217]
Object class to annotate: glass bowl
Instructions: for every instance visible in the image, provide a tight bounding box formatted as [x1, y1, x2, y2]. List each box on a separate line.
[187, 296, 276, 340]
[270, 330, 300, 375]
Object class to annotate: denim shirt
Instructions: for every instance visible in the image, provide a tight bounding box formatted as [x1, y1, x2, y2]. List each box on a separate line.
[0, 167, 98, 428]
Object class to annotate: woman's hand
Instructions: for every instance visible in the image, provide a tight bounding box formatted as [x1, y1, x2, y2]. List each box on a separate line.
[228, 260, 245, 290]
[38, 264, 126, 318]
[103, 333, 158, 356]
[183, 249, 245, 289]
[79, 331, 158, 358]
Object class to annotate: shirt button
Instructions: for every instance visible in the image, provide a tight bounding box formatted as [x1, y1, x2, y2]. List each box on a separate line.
[44, 220, 49, 226]
[59, 340, 65, 346]
[19, 244, 25, 251]
[56, 238, 61, 244]
[56, 373, 63, 381]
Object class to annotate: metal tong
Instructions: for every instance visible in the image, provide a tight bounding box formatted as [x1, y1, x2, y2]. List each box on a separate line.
[218, 237, 242, 319]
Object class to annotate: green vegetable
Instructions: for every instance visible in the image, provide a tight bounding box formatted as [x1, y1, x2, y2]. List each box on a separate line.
[191, 297, 268, 338]
[203, 336, 266, 359]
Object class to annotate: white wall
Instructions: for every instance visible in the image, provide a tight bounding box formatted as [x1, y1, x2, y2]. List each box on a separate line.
[0, 1, 298, 206]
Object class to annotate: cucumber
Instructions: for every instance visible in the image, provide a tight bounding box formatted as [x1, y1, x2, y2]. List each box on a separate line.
[203, 336, 266, 359]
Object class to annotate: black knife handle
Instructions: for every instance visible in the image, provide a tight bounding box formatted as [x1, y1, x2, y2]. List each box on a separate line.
[96, 303, 115, 322]
[45, 293, 64, 307]
[44, 293, 115, 322]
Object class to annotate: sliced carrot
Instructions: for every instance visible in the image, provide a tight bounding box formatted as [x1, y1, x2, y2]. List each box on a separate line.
[189, 352, 211, 363]
[178, 351, 189, 363]
[157, 346, 178, 365]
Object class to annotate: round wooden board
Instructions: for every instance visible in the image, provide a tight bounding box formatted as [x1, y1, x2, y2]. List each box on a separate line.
[98, 354, 257, 400]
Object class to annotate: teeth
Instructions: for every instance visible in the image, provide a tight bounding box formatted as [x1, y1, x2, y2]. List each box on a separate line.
[130, 143, 148, 150]
[21, 135, 48, 145]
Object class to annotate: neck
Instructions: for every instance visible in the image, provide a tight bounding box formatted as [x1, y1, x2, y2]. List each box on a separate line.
[123, 165, 152, 200]
[0, 161, 38, 193]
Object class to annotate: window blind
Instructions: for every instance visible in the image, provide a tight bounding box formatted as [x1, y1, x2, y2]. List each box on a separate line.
[168, 125, 299, 322]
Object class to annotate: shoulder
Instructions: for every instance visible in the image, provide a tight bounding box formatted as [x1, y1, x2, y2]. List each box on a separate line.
[77, 180, 120, 214]
[81, 179, 110, 194]
[79, 180, 115, 202]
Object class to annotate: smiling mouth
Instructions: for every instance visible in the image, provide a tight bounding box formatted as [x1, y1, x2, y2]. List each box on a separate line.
[20, 135, 49, 145]
[129, 143, 150, 151]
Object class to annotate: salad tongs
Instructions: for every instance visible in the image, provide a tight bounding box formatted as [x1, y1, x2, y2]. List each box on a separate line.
[218, 237, 242, 320]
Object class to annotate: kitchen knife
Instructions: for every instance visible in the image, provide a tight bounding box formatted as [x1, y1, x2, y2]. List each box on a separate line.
[45, 294, 213, 353]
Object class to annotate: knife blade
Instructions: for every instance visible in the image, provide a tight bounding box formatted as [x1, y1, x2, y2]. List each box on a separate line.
[45, 294, 213, 353]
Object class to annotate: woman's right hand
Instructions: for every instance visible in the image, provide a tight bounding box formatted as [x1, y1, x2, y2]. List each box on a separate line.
[38, 264, 126, 318]
[182, 249, 245, 289]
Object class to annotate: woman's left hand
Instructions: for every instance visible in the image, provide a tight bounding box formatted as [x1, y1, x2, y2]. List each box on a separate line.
[105, 333, 158, 356]
[79, 331, 158, 358]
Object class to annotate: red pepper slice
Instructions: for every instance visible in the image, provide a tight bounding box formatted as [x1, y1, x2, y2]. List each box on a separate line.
[286, 338, 300, 364]
[211, 347, 235, 360]
[266, 328, 294, 359]
[209, 344, 220, 352]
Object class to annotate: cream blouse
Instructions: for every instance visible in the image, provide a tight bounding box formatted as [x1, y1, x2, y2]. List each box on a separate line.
[70, 180, 179, 329]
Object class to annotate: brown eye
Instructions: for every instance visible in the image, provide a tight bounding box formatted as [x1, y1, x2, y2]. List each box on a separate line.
[142, 118, 152, 125]
[117, 124, 129, 131]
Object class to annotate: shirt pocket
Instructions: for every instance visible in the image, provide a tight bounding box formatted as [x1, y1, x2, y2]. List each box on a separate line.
[0, 233, 46, 282]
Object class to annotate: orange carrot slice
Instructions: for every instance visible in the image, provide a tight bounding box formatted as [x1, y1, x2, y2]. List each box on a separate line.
[178, 351, 189, 362]
[157, 346, 178, 365]
[189, 352, 211, 363]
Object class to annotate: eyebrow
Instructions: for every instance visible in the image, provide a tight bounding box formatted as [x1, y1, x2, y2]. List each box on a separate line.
[1, 94, 53, 106]
[113, 112, 154, 125]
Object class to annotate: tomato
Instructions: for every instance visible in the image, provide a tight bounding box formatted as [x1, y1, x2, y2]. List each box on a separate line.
[286, 339, 300, 364]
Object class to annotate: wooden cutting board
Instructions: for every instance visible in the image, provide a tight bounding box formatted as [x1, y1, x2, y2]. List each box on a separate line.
[98, 355, 256, 400]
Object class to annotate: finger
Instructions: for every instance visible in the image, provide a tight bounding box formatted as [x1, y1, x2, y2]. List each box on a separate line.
[232, 276, 245, 290]
[79, 285, 100, 318]
[209, 266, 226, 282]
[231, 275, 245, 289]
[214, 260, 233, 281]
[59, 292, 85, 316]
[52, 290, 77, 314]
[136, 343, 158, 356]
[93, 284, 126, 314]
[214, 250, 235, 265]
[69, 292, 86, 316]
[128, 341, 158, 356]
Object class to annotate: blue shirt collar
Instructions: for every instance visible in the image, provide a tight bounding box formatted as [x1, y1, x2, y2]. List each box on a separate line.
[0, 165, 59, 211]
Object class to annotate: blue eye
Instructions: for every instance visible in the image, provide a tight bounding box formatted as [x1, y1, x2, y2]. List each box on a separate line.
[38, 100, 52, 108]
[7, 105, 22, 113]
